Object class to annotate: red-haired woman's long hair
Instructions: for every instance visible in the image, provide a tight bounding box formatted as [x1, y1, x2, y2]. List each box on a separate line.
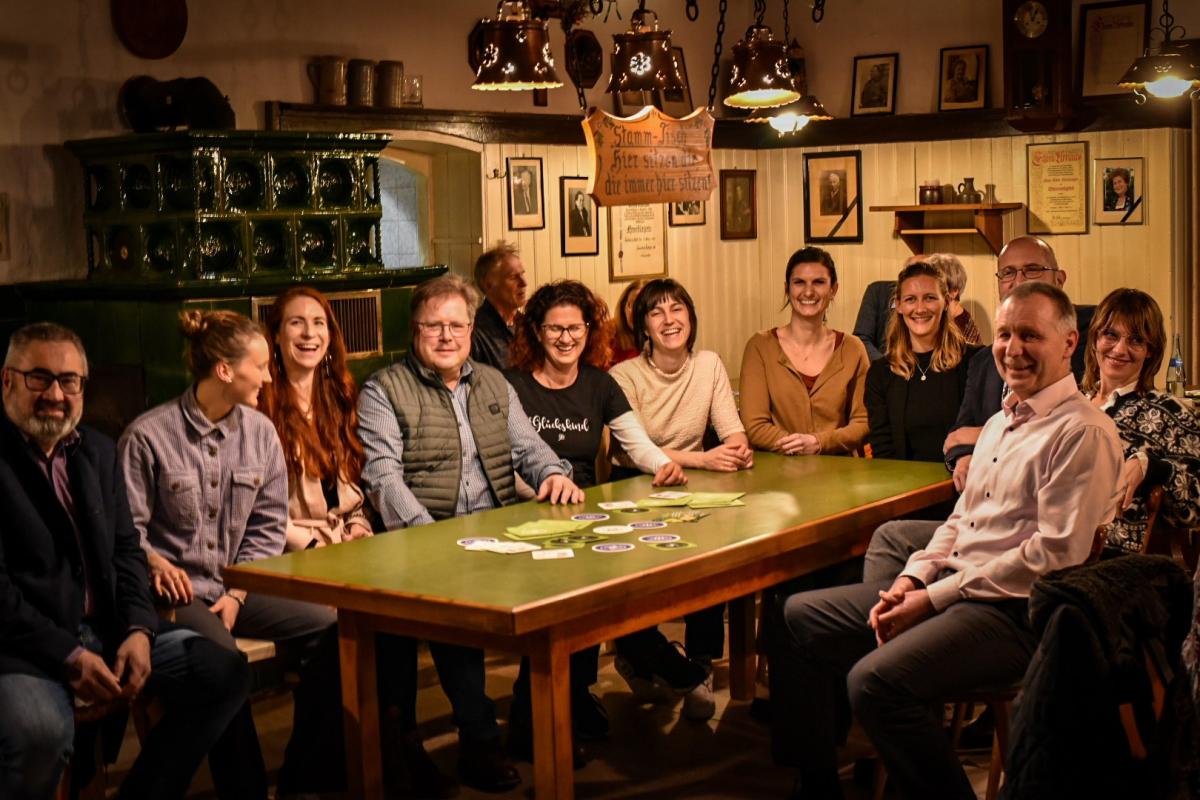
[259, 287, 364, 488]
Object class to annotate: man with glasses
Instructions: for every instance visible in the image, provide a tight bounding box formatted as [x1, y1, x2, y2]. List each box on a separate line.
[470, 242, 529, 370]
[0, 322, 248, 799]
[357, 274, 582, 793]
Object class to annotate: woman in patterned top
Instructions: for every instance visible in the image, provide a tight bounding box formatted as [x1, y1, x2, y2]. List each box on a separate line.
[1082, 288, 1200, 554]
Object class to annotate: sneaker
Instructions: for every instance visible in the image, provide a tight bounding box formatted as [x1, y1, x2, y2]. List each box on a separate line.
[615, 654, 672, 703]
[682, 668, 716, 721]
[650, 640, 708, 695]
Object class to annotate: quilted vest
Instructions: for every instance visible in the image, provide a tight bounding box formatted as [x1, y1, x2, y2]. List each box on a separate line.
[370, 350, 517, 520]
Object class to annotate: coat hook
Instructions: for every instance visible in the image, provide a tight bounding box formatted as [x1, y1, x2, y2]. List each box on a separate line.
[488, 167, 507, 179]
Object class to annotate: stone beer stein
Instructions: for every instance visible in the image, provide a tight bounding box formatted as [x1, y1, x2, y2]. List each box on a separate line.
[348, 59, 376, 106]
[919, 183, 942, 205]
[982, 183, 998, 204]
[377, 60, 405, 107]
[956, 177, 983, 204]
[308, 56, 348, 105]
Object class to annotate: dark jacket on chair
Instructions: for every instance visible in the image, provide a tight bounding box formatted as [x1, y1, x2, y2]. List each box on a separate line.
[1002, 555, 1193, 800]
[0, 416, 159, 681]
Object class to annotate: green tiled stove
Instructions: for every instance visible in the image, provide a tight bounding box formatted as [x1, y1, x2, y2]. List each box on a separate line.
[3, 131, 443, 436]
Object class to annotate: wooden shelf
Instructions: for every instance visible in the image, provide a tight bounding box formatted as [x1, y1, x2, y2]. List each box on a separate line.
[868, 203, 1025, 256]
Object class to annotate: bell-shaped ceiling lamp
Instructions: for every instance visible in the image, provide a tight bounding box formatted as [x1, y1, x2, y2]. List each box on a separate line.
[605, 9, 685, 96]
[472, 1, 563, 91]
[1118, 0, 1200, 101]
[724, 25, 800, 109]
[746, 82, 832, 135]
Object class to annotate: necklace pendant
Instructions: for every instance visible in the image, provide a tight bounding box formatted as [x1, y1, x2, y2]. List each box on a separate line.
[920, 374, 927, 381]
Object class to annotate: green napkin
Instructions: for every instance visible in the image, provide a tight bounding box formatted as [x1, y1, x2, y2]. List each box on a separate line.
[686, 492, 746, 508]
[505, 519, 592, 539]
[636, 496, 694, 508]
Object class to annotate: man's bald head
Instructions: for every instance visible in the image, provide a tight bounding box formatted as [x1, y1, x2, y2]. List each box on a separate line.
[995, 236, 1065, 299]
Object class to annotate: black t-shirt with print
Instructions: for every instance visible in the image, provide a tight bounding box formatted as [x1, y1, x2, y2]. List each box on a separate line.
[505, 365, 632, 488]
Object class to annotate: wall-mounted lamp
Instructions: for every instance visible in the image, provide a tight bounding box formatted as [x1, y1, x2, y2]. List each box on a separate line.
[472, 1, 563, 91]
[1118, 0, 1200, 102]
[606, 8, 685, 96]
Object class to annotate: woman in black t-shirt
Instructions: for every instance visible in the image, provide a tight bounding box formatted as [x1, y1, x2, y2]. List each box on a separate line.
[502, 280, 685, 760]
[865, 261, 980, 463]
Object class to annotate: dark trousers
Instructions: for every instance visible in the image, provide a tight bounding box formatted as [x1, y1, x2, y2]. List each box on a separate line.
[777, 580, 1037, 799]
[175, 593, 340, 796]
[510, 645, 601, 732]
[616, 602, 726, 665]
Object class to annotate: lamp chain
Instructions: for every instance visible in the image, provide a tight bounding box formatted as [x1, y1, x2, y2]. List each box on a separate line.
[589, 0, 603, 13]
[754, 0, 767, 27]
[706, 0, 728, 110]
[812, 0, 825, 23]
[1155, 0, 1186, 43]
[783, 0, 790, 42]
[686, 0, 699, 21]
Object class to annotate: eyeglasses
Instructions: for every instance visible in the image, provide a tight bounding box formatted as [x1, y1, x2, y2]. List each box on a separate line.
[1097, 328, 1149, 352]
[540, 323, 588, 340]
[995, 265, 1058, 282]
[5, 367, 87, 395]
[415, 321, 471, 339]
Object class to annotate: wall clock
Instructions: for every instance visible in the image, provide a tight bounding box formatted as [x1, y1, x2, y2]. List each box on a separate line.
[1003, 0, 1078, 131]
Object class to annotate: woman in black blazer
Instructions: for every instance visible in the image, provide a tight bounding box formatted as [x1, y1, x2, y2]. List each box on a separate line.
[866, 261, 982, 463]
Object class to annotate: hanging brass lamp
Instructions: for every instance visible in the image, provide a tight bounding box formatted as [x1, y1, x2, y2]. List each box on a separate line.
[472, 1, 563, 91]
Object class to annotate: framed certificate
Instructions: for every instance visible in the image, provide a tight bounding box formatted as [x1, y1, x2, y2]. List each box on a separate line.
[608, 204, 667, 282]
[1026, 141, 1088, 235]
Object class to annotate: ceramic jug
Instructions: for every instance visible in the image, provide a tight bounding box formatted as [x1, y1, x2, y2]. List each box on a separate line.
[308, 56, 348, 105]
[919, 183, 941, 205]
[956, 177, 982, 204]
[377, 60, 405, 107]
[348, 59, 376, 106]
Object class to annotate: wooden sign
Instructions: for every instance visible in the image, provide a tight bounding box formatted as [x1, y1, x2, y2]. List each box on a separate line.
[582, 105, 715, 207]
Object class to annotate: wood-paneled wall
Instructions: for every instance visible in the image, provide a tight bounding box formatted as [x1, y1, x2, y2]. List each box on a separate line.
[472, 127, 1188, 386]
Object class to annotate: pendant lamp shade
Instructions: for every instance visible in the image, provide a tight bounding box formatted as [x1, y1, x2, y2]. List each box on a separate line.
[747, 90, 832, 135]
[725, 25, 800, 109]
[1118, 42, 1200, 100]
[472, 1, 563, 91]
[605, 10, 685, 95]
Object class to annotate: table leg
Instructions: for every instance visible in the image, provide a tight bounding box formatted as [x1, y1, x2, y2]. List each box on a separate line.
[728, 593, 758, 701]
[529, 635, 574, 800]
[338, 610, 382, 799]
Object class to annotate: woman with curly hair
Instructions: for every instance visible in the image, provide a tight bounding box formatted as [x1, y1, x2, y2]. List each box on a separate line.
[259, 286, 371, 551]
[1082, 288, 1200, 554]
[503, 279, 685, 760]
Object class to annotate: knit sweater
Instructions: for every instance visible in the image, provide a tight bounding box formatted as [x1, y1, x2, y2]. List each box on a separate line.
[608, 350, 745, 467]
[738, 328, 870, 455]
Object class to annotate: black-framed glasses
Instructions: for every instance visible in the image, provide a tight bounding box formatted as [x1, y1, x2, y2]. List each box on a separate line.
[5, 367, 87, 395]
[995, 265, 1058, 282]
[540, 323, 588, 340]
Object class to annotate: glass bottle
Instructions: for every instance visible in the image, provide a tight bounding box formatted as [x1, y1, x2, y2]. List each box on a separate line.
[1166, 333, 1187, 397]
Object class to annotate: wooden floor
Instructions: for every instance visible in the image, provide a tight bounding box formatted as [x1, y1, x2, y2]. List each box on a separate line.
[104, 621, 994, 799]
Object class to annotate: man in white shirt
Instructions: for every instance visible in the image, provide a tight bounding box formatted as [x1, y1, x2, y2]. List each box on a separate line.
[777, 282, 1123, 800]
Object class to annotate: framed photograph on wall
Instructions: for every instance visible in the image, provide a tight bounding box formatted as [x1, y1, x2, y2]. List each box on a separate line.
[613, 89, 654, 116]
[719, 170, 757, 240]
[560, 176, 600, 255]
[1027, 141, 1088, 235]
[668, 200, 705, 227]
[609, 204, 667, 281]
[938, 45, 988, 111]
[803, 151, 863, 244]
[506, 156, 544, 230]
[1093, 157, 1145, 225]
[656, 47, 694, 117]
[1079, 1, 1149, 97]
[851, 53, 898, 116]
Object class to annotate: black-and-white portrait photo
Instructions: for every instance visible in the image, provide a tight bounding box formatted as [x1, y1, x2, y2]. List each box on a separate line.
[820, 171, 847, 216]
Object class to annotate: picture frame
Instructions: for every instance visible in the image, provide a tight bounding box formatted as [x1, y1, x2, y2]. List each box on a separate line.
[656, 47, 694, 118]
[1093, 156, 1145, 225]
[560, 176, 600, 256]
[609, 204, 667, 281]
[1078, 1, 1149, 97]
[506, 156, 544, 231]
[668, 199, 705, 227]
[851, 53, 898, 116]
[1027, 141, 1088, 235]
[719, 170, 756, 240]
[802, 151, 863, 244]
[938, 45, 988, 111]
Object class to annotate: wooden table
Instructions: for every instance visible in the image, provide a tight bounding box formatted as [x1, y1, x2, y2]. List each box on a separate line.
[224, 454, 952, 799]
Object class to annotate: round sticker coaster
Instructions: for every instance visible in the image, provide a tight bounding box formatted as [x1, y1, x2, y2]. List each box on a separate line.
[651, 540, 697, 551]
[629, 520, 668, 530]
[457, 537, 498, 547]
[637, 533, 681, 544]
[619, 507, 650, 514]
[571, 513, 610, 522]
[593, 524, 634, 535]
[592, 542, 635, 553]
[563, 533, 604, 544]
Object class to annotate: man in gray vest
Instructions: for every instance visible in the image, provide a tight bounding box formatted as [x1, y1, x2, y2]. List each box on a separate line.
[358, 274, 583, 794]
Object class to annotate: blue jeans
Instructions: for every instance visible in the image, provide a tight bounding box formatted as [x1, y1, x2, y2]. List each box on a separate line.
[0, 627, 249, 800]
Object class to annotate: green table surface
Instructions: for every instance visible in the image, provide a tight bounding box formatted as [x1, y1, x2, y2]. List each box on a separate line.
[225, 454, 951, 634]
